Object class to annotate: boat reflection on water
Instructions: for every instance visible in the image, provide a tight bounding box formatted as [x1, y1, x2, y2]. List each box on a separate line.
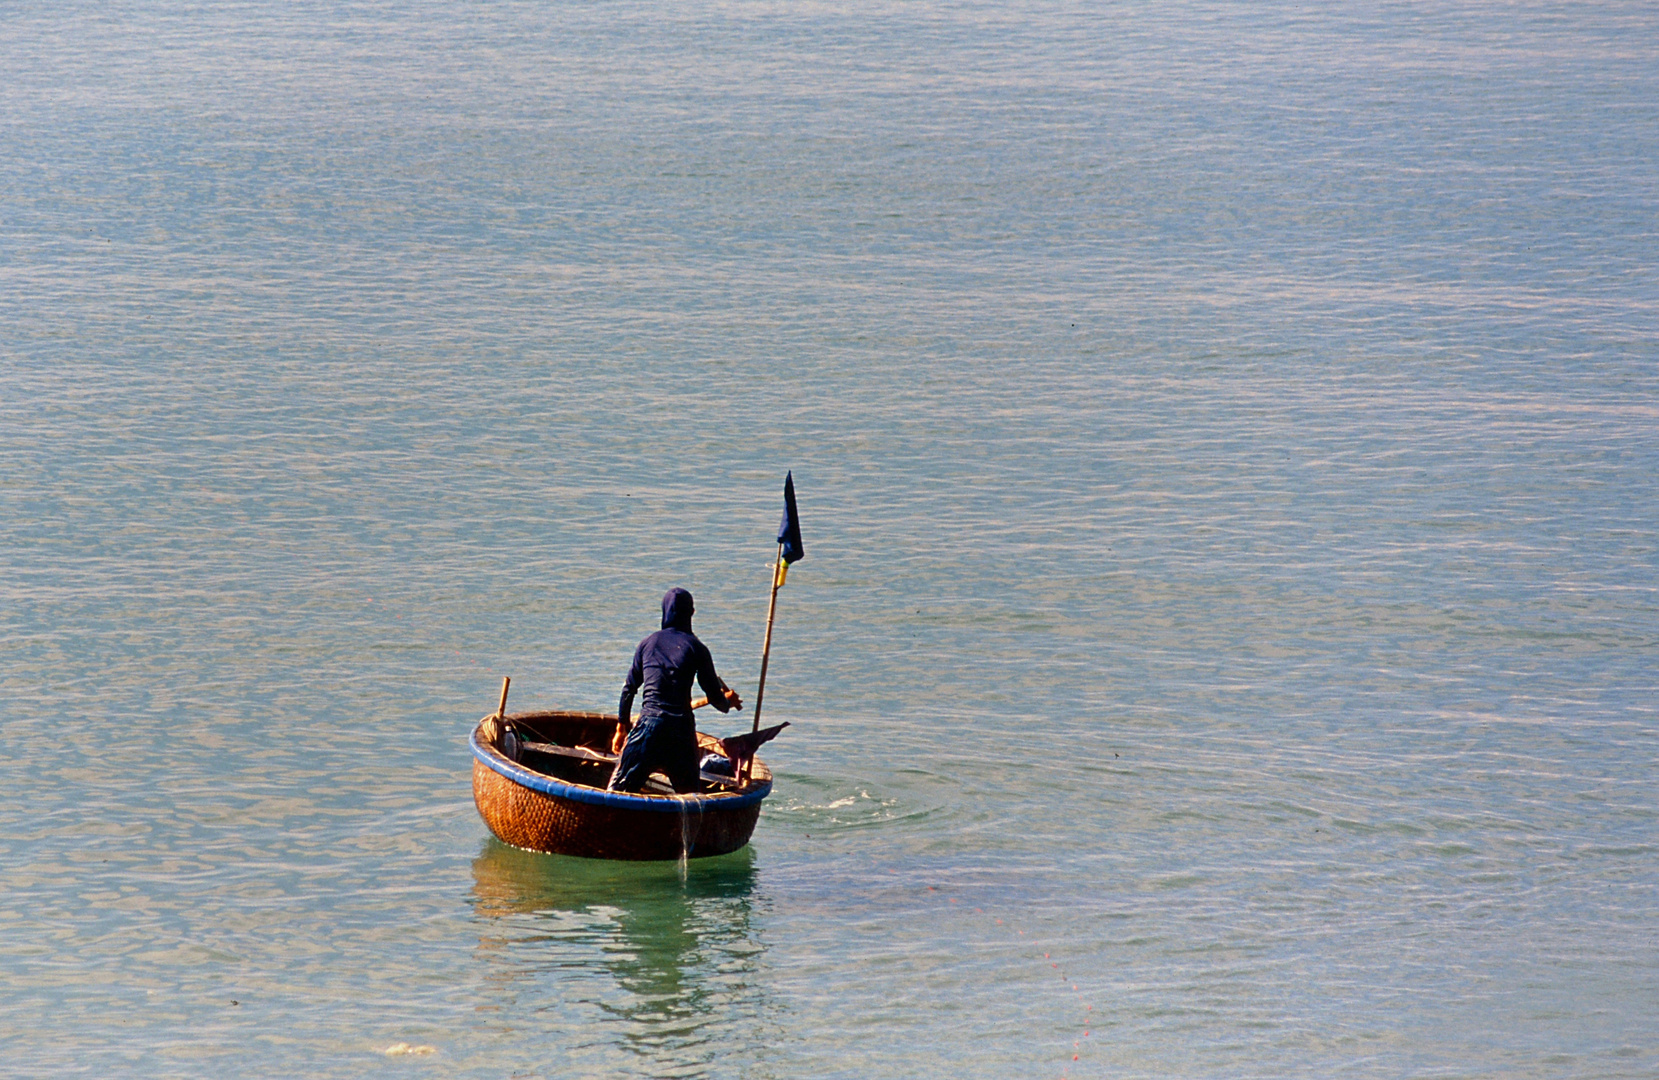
[469, 838, 770, 1070]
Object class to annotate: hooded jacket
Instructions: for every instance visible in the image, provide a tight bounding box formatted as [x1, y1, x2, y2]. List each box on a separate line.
[617, 588, 733, 730]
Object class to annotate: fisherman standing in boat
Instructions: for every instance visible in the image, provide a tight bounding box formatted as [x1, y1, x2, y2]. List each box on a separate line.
[609, 587, 743, 793]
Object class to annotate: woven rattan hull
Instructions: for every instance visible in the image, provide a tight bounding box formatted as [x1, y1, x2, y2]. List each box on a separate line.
[470, 710, 772, 861]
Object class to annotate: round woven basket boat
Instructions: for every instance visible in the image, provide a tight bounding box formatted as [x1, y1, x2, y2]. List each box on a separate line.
[470, 709, 773, 861]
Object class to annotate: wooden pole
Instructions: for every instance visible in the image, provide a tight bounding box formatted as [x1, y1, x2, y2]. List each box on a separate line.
[483, 676, 511, 747]
[744, 543, 786, 782]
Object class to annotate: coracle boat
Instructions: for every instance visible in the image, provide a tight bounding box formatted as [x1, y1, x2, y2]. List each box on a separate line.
[470, 709, 775, 861]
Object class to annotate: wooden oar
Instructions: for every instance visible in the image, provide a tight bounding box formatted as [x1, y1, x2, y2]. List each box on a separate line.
[517, 740, 737, 790]
[575, 693, 734, 790]
[607, 693, 717, 757]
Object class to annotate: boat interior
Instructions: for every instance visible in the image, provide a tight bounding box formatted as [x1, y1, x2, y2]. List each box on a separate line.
[488, 710, 764, 796]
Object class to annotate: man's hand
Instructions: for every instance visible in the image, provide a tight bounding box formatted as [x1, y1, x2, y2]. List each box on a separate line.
[722, 687, 743, 711]
[611, 723, 629, 755]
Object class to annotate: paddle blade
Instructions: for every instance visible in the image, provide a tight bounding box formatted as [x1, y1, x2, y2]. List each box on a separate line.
[719, 722, 789, 761]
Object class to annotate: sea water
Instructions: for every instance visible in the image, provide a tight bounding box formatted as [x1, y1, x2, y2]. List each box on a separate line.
[2, 1, 1655, 1076]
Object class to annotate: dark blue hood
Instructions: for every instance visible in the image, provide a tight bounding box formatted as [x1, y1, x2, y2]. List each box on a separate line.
[661, 588, 694, 631]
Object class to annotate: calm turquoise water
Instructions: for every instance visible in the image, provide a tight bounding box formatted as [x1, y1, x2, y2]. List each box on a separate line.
[3, 2, 1656, 1076]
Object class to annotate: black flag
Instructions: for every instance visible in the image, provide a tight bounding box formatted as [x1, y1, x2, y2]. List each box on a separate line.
[777, 471, 805, 565]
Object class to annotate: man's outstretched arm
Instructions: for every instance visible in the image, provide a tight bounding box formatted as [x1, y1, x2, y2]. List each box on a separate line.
[696, 644, 743, 712]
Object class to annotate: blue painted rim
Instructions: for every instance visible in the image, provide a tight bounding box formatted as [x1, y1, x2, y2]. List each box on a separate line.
[470, 727, 773, 813]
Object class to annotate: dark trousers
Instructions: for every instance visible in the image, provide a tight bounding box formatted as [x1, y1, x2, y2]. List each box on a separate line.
[609, 714, 700, 793]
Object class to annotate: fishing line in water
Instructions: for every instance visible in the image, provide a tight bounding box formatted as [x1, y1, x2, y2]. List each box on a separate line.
[916, 883, 1096, 1076]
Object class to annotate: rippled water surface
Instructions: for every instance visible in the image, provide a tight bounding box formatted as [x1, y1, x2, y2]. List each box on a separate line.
[3, 1, 1656, 1076]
